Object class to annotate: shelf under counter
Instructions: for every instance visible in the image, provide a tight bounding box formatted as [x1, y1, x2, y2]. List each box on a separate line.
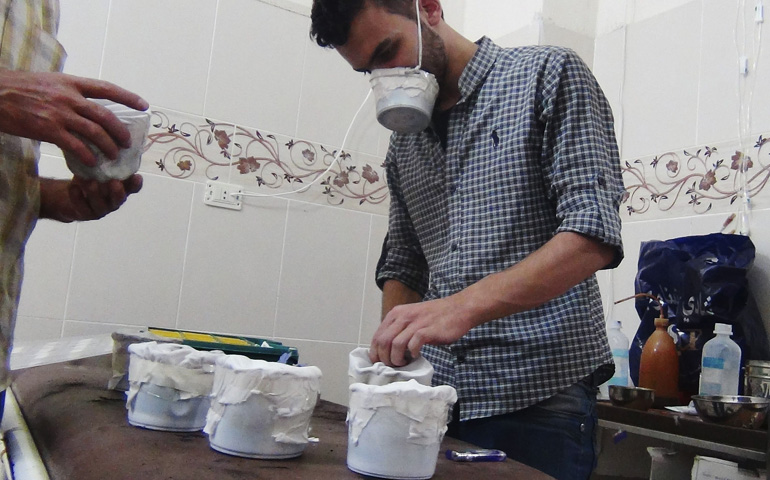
[597, 401, 768, 462]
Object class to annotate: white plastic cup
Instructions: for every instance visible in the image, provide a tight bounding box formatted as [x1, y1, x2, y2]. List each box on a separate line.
[64, 99, 151, 182]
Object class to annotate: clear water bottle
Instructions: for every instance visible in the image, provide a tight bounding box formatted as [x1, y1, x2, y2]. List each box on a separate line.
[607, 320, 630, 387]
[600, 320, 630, 398]
[699, 323, 742, 396]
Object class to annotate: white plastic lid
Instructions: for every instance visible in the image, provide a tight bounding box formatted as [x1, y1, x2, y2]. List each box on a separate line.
[714, 323, 733, 335]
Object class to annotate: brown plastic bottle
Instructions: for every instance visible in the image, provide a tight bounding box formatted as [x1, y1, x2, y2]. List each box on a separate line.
[639, 317, 680, 407]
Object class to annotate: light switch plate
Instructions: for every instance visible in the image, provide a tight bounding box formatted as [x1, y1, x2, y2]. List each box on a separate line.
[204, 180, 243, 210]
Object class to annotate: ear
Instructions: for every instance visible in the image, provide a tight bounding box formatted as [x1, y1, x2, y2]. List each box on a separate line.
[420, 0, 442, 27]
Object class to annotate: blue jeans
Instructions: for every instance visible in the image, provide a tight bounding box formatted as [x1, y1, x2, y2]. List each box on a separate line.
[447, 378, 598, 480]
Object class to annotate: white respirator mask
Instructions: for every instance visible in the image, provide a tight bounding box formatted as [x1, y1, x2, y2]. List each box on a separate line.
[368, 0, 439, 133]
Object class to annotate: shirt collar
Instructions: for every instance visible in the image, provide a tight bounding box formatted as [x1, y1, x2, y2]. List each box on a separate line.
[456, 37, 501, 105]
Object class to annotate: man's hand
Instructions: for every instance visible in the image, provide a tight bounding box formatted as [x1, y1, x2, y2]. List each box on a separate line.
[0, 69, 149, 166]
[371, 232, 617, 367]
[370, 295, 474, 367]
[39, 175, 143, 223]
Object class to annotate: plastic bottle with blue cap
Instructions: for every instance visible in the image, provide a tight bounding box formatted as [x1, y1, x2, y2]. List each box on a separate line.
[699, 323, 742, 396]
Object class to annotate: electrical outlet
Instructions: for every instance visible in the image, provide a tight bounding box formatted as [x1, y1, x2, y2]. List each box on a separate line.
[204, 180, 243, 210]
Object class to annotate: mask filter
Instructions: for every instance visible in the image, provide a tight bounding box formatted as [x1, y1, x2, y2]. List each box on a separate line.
[369, 67, 439, 133]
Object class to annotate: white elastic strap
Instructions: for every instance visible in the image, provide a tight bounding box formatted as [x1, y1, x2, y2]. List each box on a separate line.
[415, 0, 423, 69]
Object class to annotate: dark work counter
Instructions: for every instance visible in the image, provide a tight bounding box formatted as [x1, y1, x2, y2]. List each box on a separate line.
[10, 355, 554, 480]
[597, 401, 767, 462]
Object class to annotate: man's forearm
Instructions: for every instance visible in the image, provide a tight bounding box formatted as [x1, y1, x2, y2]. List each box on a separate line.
[38, 177, 71, 221]
[452, 231, 617, 328]
[381, 279, 422, 320]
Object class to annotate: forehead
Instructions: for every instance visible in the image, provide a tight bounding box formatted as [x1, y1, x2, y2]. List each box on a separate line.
[336, 4, 413, 70]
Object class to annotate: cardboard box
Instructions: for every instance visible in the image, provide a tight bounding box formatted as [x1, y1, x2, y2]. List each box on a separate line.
[648, 447, 694, 480]
[691, 455, 766, 480]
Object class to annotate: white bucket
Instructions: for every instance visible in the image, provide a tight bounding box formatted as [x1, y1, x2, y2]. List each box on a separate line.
[369, 67, 438, 134]
[348, 347, 433, 386]
[64, 98, 151, 182]
[204, 355, 322, 459]
[347, 380, 457, 479]
[126, 342, 223, 432]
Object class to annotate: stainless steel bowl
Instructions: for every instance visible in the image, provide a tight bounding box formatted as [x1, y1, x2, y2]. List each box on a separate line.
[608, 385, 655, 411]
[745, 374, 770, 398]
[691, 395, 770, 429]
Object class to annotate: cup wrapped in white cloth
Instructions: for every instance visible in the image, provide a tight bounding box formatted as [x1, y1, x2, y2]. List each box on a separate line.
[348, 346, 433, 386]
[126, 342, 223, 432]
[204, 354, 323, 459]
[64, 99, 150, 182]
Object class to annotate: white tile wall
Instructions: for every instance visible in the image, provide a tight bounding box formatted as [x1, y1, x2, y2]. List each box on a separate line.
[205, 0, 309, 137]
[621, 1, 702, 159]
[13, 316, 63, 342]
[593, 28, 627, 151]
[65, 175, 193, 328]
[274, 201, 371, 344]
[176, 185, 288, 336]
[101, 0, 218, 114]
[360, 214, 388, 344]
[57, 0, 110, 78]
[296, 43, 384, 156]
[541, 22, 595, 68]
[696, 1, 744, 146]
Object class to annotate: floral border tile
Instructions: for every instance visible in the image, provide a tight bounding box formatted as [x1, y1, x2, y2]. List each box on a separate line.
[621, 133, 770, 222]
[141, 108, 389, 216]
[140, 109, 236, 184]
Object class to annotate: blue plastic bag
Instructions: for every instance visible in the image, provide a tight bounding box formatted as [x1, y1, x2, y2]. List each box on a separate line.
[628, 233, 770, 399]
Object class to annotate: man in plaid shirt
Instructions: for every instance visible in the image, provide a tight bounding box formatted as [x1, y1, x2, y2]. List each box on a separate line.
[311, 1, 624, 478]
[0, 0, 147, 422]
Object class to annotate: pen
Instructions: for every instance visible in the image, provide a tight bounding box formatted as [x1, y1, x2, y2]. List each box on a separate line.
[445, 449, 507, 462]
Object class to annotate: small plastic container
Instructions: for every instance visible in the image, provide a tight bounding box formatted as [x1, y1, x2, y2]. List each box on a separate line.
[699, 323, 742, 396]
[348, 347, 433, 386]
[347, 380, 457, 480]
[204, 355, 322, 459]
[126, 342, 223, 432]
[369, 67, 438, 133]
[64, 99, 150, 182]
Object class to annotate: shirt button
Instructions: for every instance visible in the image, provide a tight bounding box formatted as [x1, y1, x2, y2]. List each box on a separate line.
[456, 354, 466, 364]
[597, 176, 606, 186]
[449, 184, 457, 194]
[451, 243, 459, 251]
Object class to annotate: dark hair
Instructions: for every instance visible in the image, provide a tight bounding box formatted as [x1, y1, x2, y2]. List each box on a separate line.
[310, 0, 416, 48]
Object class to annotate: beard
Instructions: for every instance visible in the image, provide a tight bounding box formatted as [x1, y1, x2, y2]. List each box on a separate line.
[417, 21, 448, 87]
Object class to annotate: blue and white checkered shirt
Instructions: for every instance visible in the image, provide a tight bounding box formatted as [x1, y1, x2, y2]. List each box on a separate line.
[376, 38, 624, 421]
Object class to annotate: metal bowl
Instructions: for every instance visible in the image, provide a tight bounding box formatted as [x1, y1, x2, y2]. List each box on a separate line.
[691, 395, 770, 429]
[745, 374, 770, 398]
[608, 385, 655, 411]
